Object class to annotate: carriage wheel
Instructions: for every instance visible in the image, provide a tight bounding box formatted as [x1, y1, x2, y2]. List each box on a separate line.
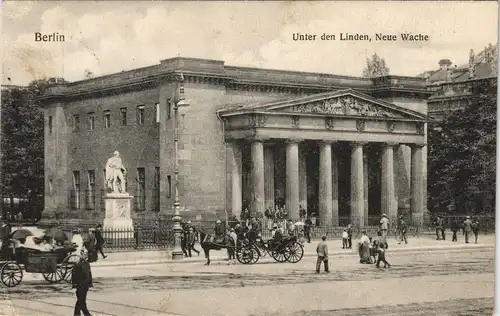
[248, 245, 260, 264]
[285, 241, 304, 263]
[236, 247, 254, 264]
[1, 262, 23, 287]
[42, 269, 64, 284]
[61, 254, 80, 283]
[271, 250, 288, 263]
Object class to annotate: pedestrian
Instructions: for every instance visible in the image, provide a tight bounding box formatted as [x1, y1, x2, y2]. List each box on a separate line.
[71, 228, 84, 256]
[299, 205, 306, 221]
[94, 224, 107, 259]
[228, 228, 237, 264]
[304, 217, 312, 243]
[342, 229, 348, 249]
[315, 236, 329, 273]
[380, 214, 389, 237]
[358, 231, 371, 264]
[472, 219, 480, 244]
[84, 229, 98, 263]
[375, 236, 391, 268]
[72, 255, 93, 316]
[436, 216, 445, 240]
[463, 216, 473, 243]
[347, 224, 353, 249]
[185, 227, 199, 257]
[397, 216, 408, 245]
[450, 219, 459, 242]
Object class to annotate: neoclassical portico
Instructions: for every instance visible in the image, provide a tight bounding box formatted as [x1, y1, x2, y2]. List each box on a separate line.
[219, 89, 427, 227]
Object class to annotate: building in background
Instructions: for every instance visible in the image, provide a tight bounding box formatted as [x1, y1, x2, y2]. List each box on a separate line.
[422, 43, 497, 120]
[39, 57, 431, 226]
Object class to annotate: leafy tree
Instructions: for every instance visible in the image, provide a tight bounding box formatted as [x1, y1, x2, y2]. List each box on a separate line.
[1, 80, 47, 220]
[428, 78, 496, 215]
[363, 53, 390, 77]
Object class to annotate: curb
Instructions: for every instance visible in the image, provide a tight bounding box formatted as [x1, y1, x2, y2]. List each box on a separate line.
[92, 244, 494, 268]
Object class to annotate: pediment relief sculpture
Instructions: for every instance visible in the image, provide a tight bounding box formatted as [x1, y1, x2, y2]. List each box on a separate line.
[286, 96, 401, 118]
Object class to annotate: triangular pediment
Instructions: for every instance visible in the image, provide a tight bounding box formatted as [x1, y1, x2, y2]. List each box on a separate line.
[218, 89, 427, 121]
[266, 90, 424, 120]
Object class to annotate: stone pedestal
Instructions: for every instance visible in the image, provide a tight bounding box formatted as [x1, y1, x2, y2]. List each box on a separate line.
[103, 193, 134, 239]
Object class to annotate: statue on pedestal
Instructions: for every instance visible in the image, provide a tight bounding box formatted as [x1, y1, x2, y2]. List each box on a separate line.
[105, 151, 127, 194]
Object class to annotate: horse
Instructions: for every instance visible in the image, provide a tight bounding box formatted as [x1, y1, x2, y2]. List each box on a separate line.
[198, 230, 235, 265]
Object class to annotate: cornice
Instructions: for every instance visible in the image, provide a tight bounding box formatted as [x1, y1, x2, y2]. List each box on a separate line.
[40, 57, 429, 104]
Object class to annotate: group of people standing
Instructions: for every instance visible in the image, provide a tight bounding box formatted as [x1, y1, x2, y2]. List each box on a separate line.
[70, 224, 107, 262]
[436, 215, 480, 244]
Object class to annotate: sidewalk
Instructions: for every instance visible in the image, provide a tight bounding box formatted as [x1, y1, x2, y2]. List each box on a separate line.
[92, 234, 495, 267]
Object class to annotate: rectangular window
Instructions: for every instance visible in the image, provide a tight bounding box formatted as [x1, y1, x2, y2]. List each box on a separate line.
[136, 168, 146, 211]
[72, 114, 80, 132]
[103, 110, 111, 128]
[72, 171, 81, 209]
[88, 112, 95, 130]
[86, 170, 96, 210]
[154, 167, 160, 211]
[103, 169, 107, 188]
[48, 116, 53, 135]
[167, 175, 172, 198]
[167, 100, 172, 119]
[48, 179, 53, 195]
[136, 105, 145, 125]
[120, 107, 127, 126]
[155, 103, 160, 123]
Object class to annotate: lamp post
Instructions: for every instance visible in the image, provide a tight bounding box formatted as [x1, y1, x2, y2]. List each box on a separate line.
[171, 73, 189, 260]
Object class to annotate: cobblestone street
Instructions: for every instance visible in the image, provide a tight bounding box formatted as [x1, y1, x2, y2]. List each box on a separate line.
[0, 246, 494, 316]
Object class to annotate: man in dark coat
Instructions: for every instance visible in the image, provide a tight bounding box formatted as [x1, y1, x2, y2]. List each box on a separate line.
[347, 224, 353, 249]
[94, 224, 107, 259]
[72, 257, 93, 316]
[450, 219, 459, 242]
[304, 217, 312, 243]
[435, 216, 445, 240]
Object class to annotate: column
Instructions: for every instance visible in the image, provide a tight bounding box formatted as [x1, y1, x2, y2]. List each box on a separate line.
[363, 152, 369, 227]
[331, 147, 339, 226]
[381, 143, 398, 224]
[319, 142, 333, 226]
[299, 147, 308, 211]
[264, 146, 275, 210]
[229, 142, 243, 219]
[286, 141, 300, 220]
[251, 141, 265, 216]
[350, 142, 365, 229]
[411, 144, 425, 226]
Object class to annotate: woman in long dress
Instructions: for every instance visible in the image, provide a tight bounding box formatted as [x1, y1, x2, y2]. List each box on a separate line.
[358, 231, 371, 264]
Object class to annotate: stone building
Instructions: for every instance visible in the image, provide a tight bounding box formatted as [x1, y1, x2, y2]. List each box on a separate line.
[422, 44, 497, 120]
[40, 57, 430, 226]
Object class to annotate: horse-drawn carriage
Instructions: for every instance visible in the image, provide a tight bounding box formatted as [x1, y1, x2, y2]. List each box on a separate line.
[237, 235, 304, 265]
[0, 237, 80, 287]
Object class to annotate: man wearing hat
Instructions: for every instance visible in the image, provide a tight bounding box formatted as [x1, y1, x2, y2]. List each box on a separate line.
[463, 216, 473, 243]
[72, 255, 93, 316]
[380, 214, 389, 237]
[397, 215, 408, 245]
[213, 220, 224, 243]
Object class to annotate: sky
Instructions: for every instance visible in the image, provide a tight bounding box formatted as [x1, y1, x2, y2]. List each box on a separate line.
[1, 1, 498, 85]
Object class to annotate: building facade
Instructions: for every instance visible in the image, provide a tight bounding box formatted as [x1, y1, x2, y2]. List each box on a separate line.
[40, 57, 430, 226]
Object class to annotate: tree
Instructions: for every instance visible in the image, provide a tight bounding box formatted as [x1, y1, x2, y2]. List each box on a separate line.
[363, 53, 390, 77]
[1, 80, 47, 220]
[428, 78, 496, 215]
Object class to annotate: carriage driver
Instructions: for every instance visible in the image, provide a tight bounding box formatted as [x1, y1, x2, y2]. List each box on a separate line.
[214, 220, 225, 243]
[269, 224, 283, 249]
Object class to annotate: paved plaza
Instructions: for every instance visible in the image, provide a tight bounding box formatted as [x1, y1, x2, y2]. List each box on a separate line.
[0, 236, 494, 316]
